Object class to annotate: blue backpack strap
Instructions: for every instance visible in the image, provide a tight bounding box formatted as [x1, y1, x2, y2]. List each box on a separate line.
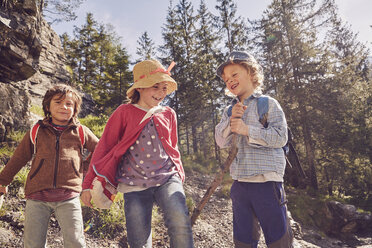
[257, 96, 269, 128]
[227, 98, 239, 117]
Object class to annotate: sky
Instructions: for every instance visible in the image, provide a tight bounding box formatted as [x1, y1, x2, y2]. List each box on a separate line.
[51, 0, 372, 60]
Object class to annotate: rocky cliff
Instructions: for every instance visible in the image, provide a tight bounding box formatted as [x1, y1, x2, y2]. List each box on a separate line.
[0, 0, 93, 142]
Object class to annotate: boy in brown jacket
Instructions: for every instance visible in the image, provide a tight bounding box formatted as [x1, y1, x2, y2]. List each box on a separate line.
[0, 84, 98, 248]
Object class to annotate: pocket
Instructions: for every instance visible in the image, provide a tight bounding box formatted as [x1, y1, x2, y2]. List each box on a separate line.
[30, 159, 45, 180]
[273, 182, 287, 206]
[71, 160, 80, 177]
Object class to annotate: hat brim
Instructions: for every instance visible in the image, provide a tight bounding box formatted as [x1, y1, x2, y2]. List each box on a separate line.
[127, 73, 177, 98]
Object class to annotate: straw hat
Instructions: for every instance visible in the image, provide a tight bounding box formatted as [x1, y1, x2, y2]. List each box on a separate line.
[126, 59, 177, 98]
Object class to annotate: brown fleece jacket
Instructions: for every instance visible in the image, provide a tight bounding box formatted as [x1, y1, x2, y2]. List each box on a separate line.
[0, 118, 98, 196]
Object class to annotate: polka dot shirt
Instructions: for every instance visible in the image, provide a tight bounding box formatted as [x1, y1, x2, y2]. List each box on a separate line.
[116, 119, 176, 191]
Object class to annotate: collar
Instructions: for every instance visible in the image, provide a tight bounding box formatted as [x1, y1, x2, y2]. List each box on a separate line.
[41, 117, 80, 128]
[230, 92, 262, 105]
[132, 104, 164, 125]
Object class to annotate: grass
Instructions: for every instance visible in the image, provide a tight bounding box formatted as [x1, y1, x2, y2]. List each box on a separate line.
[82, 193, 125, 239]
[0, 144, 15, 158]
[30, 105, 44, 118]
[79, 114, 108, 138]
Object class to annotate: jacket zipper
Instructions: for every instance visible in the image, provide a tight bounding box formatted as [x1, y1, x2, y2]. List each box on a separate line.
[54, 134, 60, 188]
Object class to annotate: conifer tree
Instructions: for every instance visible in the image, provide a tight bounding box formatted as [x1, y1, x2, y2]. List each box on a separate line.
[253, 0, 339, 190]
[160, 0, 198, 154]
[136, 31, 157, 61]
[194, 0, 223, 160]
[215, 0, 249, 53]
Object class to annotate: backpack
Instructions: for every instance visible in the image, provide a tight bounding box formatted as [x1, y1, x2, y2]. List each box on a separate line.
[257, 96, 306, 180]
[30, 121, 85, 154]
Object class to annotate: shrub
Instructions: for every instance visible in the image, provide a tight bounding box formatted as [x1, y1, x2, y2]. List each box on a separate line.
[79, 115, 108, 138]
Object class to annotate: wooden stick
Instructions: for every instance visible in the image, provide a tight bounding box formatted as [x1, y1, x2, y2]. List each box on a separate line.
[191, 134, 240, 226]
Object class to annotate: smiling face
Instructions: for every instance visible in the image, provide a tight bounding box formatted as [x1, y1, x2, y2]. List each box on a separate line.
[221, 63, 255, 102]
[48, 93, 75, 125]
[137, 82, 169, 109]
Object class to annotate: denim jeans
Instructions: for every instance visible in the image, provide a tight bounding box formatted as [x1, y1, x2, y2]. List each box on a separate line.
[124, 175, 194, 248]
[24, 197, 86, 248]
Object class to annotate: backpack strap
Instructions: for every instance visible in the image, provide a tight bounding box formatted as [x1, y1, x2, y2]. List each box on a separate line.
[30, 122, 41, 154]
[227, 99, 239, 117]
[78, 125, 85, 147]
[257, 96, 269, 128]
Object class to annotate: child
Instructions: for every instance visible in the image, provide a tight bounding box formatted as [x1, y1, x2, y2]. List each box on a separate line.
[81, 59, 194, 248]
[215, 51, 293, 248]
[0, 84, 99, 248]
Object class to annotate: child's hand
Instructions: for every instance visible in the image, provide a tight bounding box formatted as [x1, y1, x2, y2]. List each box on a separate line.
[80, 190, 93, 208]
[0, 186, 7, 195]
[231, 102, 247, 118]
[230, 118, 249, 136]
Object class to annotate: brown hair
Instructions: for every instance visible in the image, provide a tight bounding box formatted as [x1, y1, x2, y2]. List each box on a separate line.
[42, 84, 82, 119]
[125, 89, 140, 104]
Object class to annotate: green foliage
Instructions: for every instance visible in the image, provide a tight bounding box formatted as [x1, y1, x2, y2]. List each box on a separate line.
[0, 144, 15, 158]
[182, 153, 220, 174]
[185, 195, 195, 214]
[79, 114, 108, 138]
[83, 193, 125, 239]
[60, 13, 131, 113]
[8, 130, 26, 143]
[42, 0, 85, 24]
[8, 167, 29, 198]
[30, 105, 44, 118]
[215, 175, 233, 199]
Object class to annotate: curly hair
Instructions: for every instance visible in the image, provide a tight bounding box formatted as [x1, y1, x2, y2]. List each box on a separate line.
[223, 60, 264, 96]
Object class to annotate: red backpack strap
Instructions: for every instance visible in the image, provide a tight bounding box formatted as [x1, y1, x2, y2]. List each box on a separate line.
[30, 122, 40, 154]
[78, 125, 85, 147]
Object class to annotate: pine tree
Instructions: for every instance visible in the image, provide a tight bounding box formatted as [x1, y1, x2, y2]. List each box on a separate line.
[193, 0, 223, 161]
[160, 0, 198, 154]
[215, 0, 249, 53]
[253, 0, 339, 190]
[60, 13, 131, 114]
[136, 31, 157, 61]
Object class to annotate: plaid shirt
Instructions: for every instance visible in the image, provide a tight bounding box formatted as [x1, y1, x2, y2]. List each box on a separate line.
[215, 94, 288, 180]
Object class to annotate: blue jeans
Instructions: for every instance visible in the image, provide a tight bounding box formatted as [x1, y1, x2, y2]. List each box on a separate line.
[124, 175, 194, 248]
[24, 197, 86, 248]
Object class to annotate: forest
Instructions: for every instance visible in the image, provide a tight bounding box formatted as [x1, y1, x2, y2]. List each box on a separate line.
[57, 0, 371, 212]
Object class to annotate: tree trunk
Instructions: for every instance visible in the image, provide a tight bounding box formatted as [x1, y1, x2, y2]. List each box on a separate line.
[192, 125, 197, 154]
[300, 111, 318, 191]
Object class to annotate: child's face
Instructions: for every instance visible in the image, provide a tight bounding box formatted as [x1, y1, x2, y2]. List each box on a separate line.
[137, 82, 168, 109]
[48, 93, 75, 125]
[222, 64, 255, 101]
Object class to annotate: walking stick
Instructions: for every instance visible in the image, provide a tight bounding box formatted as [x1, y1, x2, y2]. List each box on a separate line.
[190, 134, 240, 226]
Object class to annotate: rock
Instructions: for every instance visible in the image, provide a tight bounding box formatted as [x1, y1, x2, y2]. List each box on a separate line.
[0, 1, 95, 139]
[324, 201, 372, 237]
[0, 227, 15, 246]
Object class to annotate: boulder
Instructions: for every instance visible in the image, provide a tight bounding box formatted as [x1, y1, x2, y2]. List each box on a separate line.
[324, 201, 372, 236]
[0, 0, 95, 140]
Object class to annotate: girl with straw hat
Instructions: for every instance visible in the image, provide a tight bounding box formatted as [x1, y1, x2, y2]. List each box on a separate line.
[81, 59, 194, 248]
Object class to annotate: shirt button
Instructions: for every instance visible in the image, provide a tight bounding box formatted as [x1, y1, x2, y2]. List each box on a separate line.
[161, 137, 164, 139]
[156, 124, 159, 126]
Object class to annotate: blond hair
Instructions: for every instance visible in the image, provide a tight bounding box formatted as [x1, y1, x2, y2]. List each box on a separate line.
[222, 61, 264, 97]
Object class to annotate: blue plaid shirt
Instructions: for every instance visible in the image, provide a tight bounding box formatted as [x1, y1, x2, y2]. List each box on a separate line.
[215, 94, 288, 180]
